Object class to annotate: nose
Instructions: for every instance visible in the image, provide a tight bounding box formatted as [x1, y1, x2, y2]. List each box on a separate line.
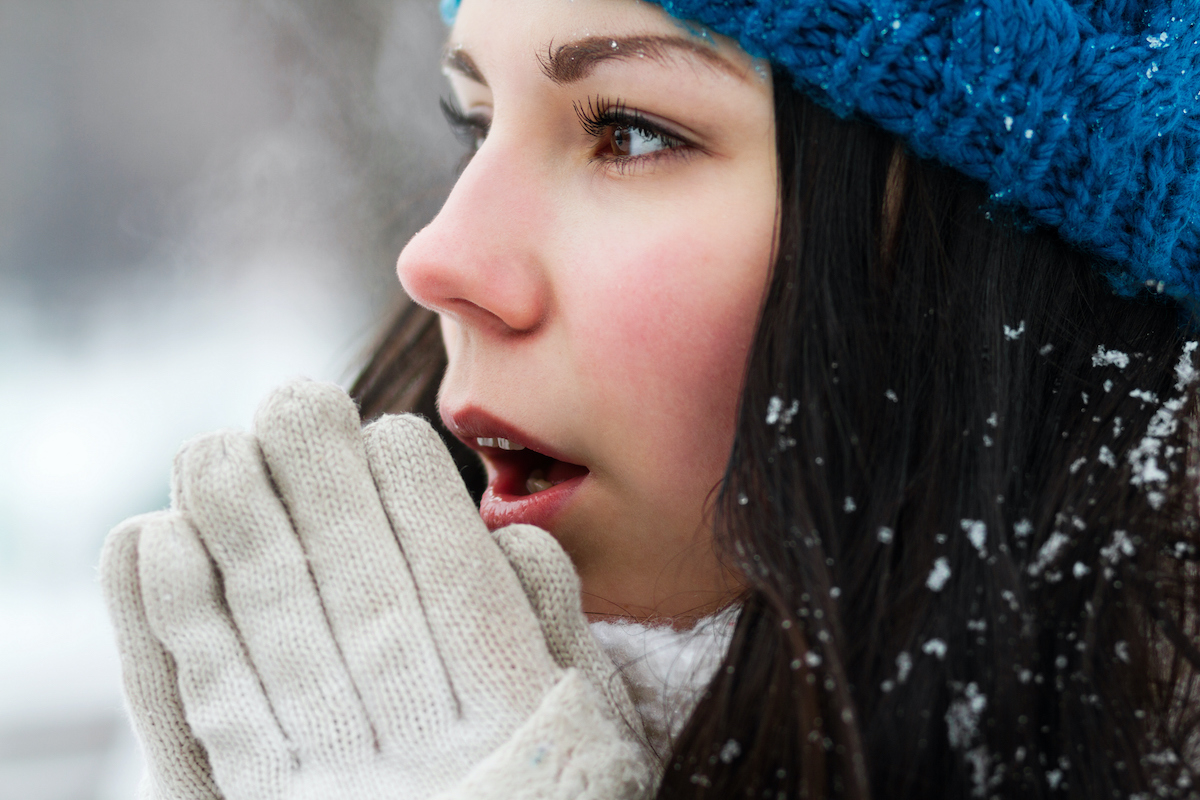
[396, 143, 550, 334]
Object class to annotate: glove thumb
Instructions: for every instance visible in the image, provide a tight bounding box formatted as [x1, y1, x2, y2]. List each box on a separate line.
[491, 524, 645, 741]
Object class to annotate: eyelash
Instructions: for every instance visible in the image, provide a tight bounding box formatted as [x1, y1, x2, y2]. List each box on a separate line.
[440, 97, 489, 170]
[439, 95, 693, 174]
[573, 96, 692, 172]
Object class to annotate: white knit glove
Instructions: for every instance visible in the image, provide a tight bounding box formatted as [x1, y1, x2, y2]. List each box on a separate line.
[100, 380, 652, 800]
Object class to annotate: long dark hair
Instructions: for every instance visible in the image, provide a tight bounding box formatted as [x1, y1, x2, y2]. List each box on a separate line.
[353, 69, 1200, 799]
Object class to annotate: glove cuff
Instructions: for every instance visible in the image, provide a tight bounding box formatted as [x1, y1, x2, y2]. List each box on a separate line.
[433, 669, 655, 800]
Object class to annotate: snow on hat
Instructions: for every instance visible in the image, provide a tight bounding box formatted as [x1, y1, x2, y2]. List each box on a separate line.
[439, 0, 1200, 306]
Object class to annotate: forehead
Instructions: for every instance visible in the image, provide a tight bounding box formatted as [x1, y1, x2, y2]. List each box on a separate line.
[445, 0, 761, 86]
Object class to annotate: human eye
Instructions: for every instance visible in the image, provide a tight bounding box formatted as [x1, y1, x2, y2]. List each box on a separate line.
[573, 96, 692, 171]
[440, 96, 490, 165]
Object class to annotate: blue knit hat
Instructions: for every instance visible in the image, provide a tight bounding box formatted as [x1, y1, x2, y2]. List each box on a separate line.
[440, 0, 1200, 306]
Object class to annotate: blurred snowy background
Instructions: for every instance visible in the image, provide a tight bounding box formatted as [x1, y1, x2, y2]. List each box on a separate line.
[0, 1, 456, 796]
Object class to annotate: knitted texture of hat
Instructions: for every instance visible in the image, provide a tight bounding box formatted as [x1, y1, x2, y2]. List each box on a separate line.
[439, 0, 1200, 305]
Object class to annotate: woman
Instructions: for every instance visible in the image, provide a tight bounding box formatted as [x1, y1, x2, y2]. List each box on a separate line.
[103, 0, 1200, 797]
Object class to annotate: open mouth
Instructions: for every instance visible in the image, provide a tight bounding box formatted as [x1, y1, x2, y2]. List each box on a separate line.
[473, 437, 590, 497]
[442, 407, 591, 529]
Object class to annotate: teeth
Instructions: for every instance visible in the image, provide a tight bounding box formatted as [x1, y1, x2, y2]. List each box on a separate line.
[526, 469, 553, 494]
[476, 436, 526, 451]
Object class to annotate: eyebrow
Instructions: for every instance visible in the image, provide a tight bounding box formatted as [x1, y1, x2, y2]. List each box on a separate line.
[441, 34, 747, 88]
[443, 48, 487, 86]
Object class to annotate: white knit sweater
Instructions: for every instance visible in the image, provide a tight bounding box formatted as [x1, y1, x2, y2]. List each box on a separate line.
[589, 608, 739, 760]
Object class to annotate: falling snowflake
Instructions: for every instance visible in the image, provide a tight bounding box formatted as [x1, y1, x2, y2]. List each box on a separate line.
[1174, 342, 1198, 390]
[765, 396, 783, 424]
[946, 683, 987, 749]
[961, 519, 987, 555]
[923, 638, 948, 659]
[927, 557, 951, 591]
[1027, 532, 1070, 577]
[1092, 346, 1130, 369]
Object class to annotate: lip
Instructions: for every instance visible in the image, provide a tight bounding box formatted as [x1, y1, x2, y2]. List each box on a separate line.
[477, 477, 586, 531]
[441, 405, 588, 531]
[442, 406, 575, 463]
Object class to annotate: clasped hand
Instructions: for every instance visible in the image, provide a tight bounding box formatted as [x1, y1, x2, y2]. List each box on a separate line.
[101, 380, 651, 800]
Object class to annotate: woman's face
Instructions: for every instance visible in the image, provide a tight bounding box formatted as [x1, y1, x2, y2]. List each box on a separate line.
[397, 0, 777, 621]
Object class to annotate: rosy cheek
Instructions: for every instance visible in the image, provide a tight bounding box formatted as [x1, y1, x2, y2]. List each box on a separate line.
[570, 224, 768, 471]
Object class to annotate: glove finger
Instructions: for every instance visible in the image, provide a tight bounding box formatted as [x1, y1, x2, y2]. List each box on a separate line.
[492, 524, 642, 734]
[174, 428, 376, 762]
[362, 414, 557, 717]
[100, 513, 220, 800]
[251, 380, 454, 745]
[136, 510, 291, 800]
